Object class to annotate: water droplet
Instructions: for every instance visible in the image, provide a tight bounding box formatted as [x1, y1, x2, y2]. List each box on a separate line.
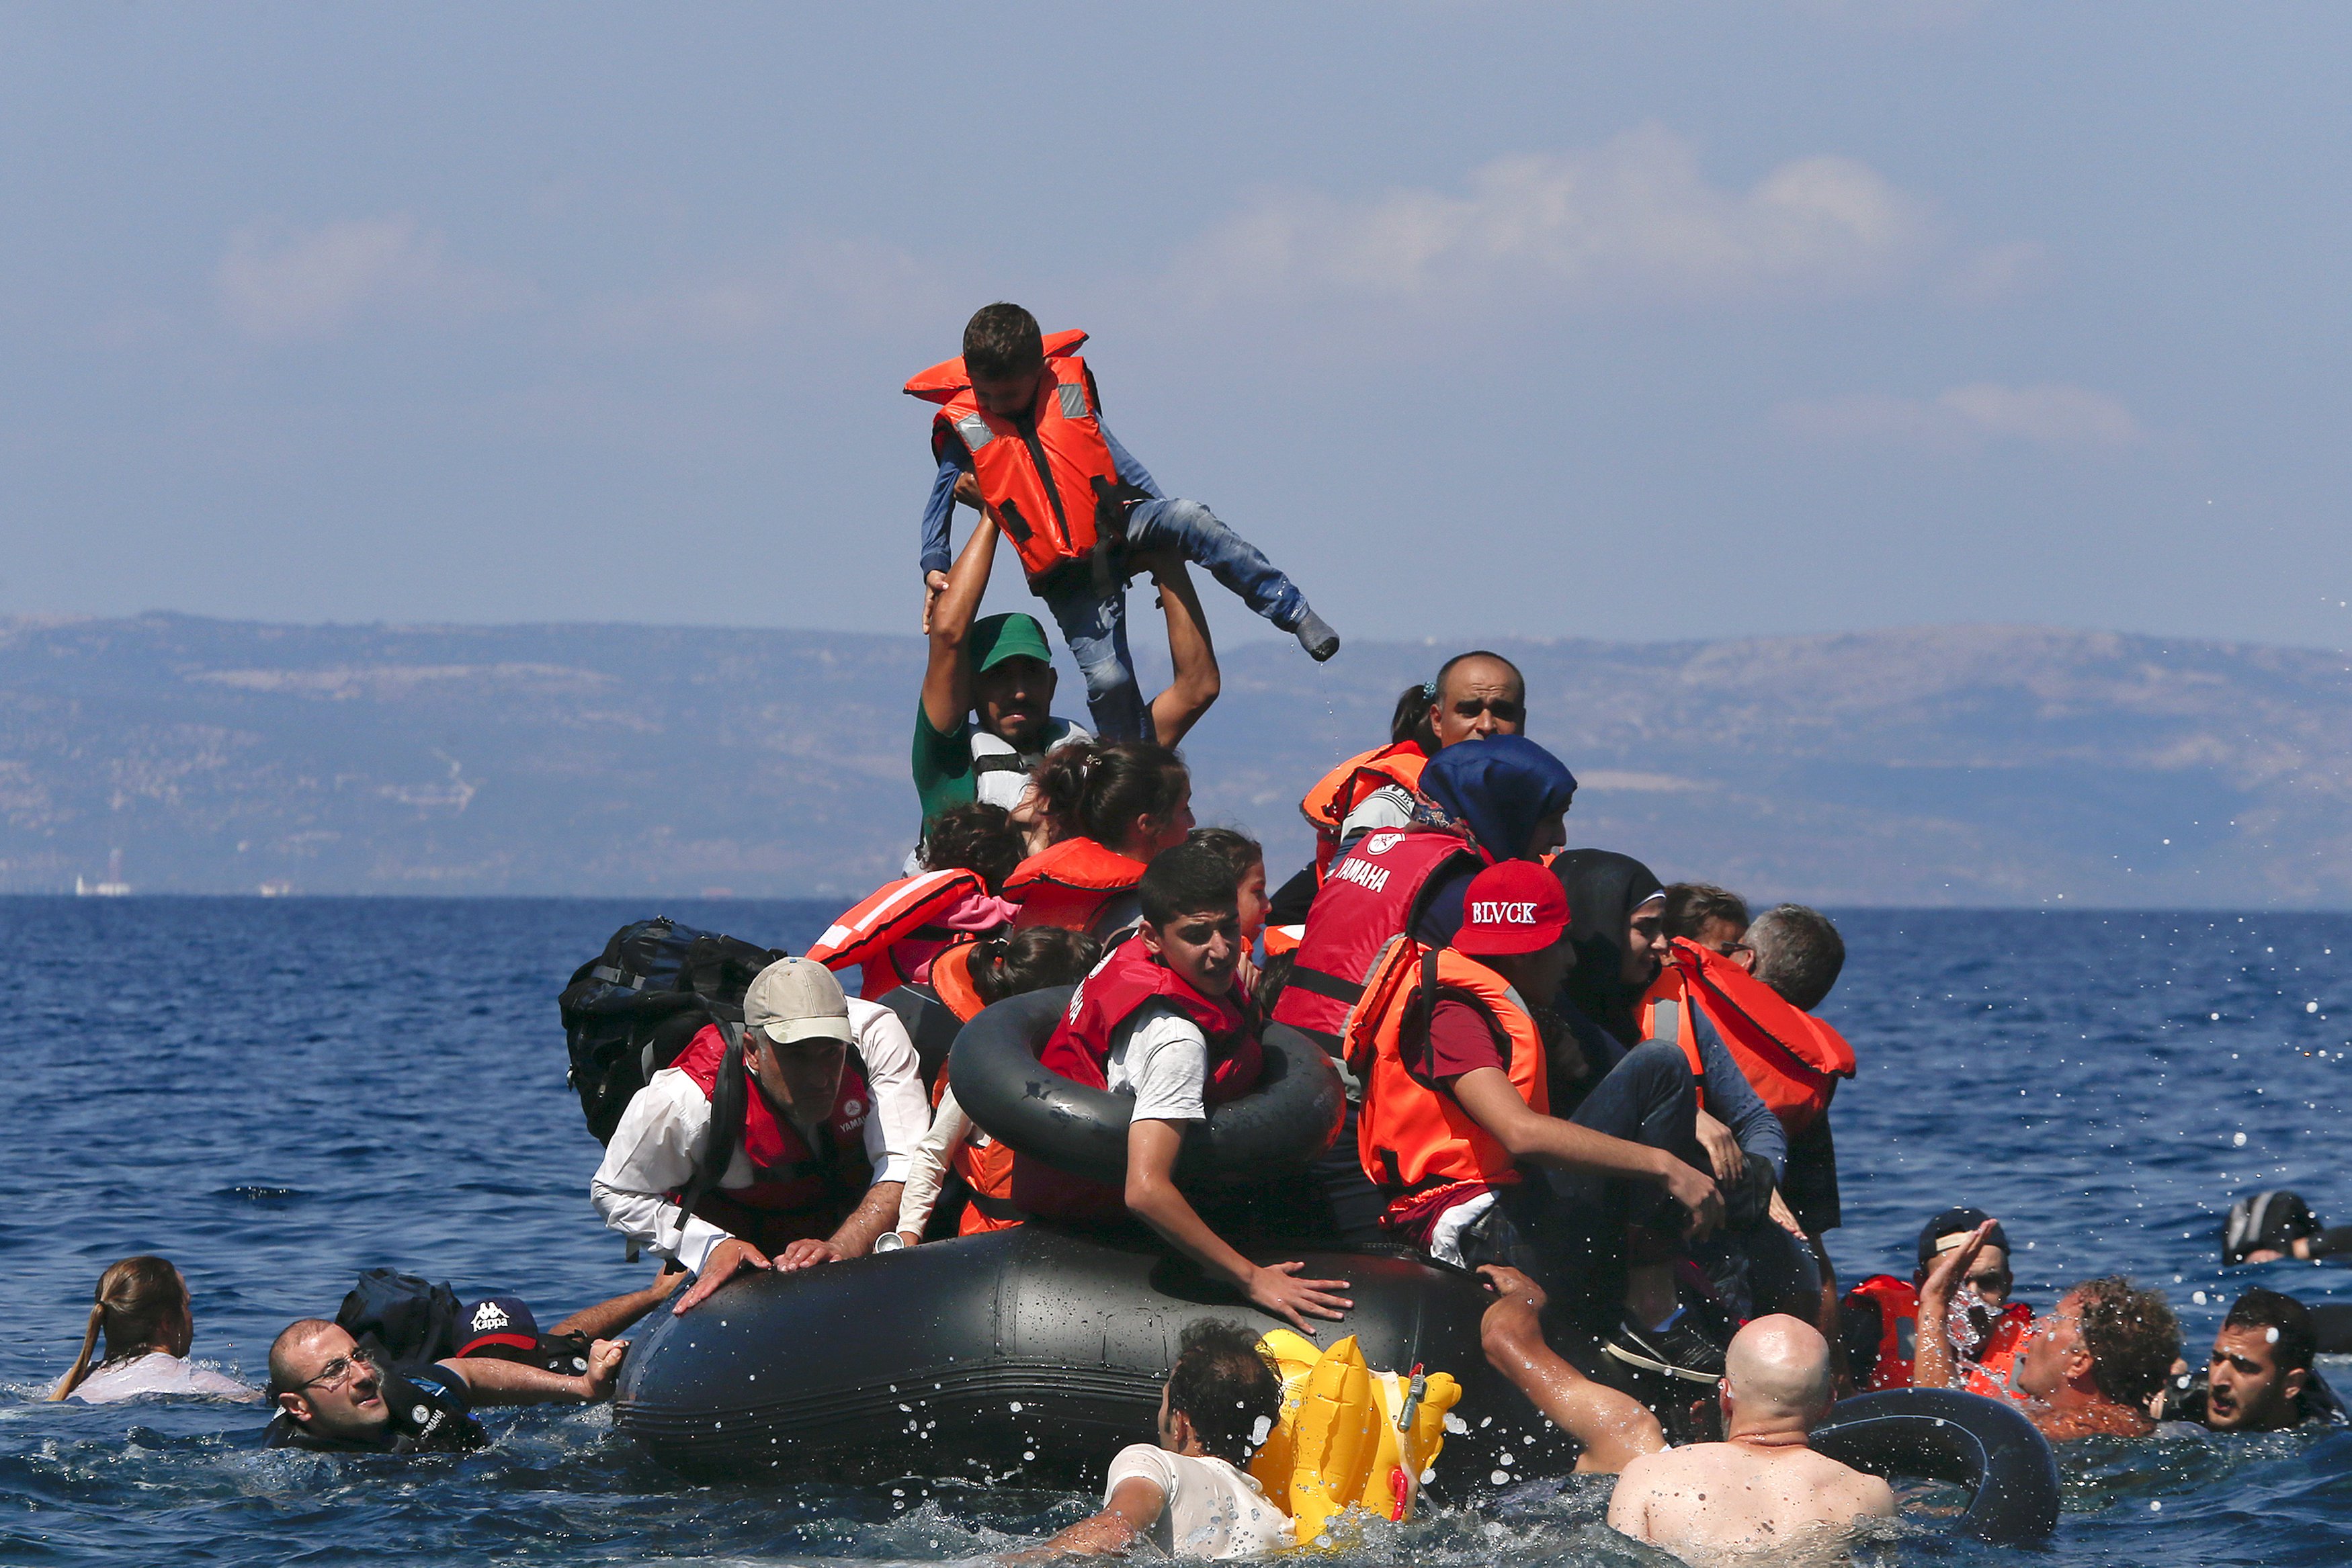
[2151, 1500, 2162, 1512]
[1490, 1469, 1510, 1485]
[2193, 1291, 2208, 1305]
[2310, 1002, 2320, 1013]
[2234, 1132, 2248, 1147]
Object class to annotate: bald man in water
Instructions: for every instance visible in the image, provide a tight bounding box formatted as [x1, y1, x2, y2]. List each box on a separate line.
[1608, 1315, 1894, 1566]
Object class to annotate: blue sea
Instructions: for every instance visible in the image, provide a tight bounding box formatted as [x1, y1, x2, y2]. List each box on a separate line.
[5, 897, 2350, 1566]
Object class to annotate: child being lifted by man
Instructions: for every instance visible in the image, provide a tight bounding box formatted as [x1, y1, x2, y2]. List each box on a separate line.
[908, 304, 1339, 743]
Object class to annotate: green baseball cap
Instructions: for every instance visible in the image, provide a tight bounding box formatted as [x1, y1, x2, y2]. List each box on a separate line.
[969, 613, 1054, 673]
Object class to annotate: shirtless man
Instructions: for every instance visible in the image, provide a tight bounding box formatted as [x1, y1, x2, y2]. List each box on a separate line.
[1916, 1219, 2177, 1440]
[1608, 1315, 1894, 1566]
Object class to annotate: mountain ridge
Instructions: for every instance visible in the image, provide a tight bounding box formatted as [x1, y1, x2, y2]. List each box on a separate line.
[3, 613, 2347, 905]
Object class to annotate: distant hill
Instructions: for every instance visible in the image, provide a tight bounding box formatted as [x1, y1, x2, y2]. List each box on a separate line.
[2, 613, 2347, 905]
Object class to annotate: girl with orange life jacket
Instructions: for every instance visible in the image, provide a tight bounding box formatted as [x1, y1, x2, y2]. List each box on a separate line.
[1272, 736, 1578, 1246]
[806, 803, 1025, 1002]
[906, 304, 1335, 744]
[1009, 843, 1351, 1334]
[892, 928, 1103, 1244]
[1004, 740, 1192, 941]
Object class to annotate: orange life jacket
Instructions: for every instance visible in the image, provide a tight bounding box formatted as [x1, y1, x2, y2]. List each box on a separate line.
[1004, 836, 1148, 939]
[806, 869, 998, 1001]
[1299, 742, 1429, 878]
[1012, 937, 1265, 1221]
[911, 946, 1019, 1235]
[1271, 827, 1486, 1055]
[1846, 1274, 2033, 1394]
[927, 942, 986, 1025]
[669, 1022, 874, 1252]
[904, 329, 1125, 584]
[1640, 939, 1856, 1135]
[1355, 945, 1548, 1204]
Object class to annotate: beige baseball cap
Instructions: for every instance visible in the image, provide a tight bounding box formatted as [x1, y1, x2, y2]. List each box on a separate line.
[742, 957, 853, 1047]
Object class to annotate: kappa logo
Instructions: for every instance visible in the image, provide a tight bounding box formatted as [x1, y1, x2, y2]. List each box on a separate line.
[1470, 900, 1544, 926]
[1362, 832, 1405, 856]
[469, 1302, 509, 1334]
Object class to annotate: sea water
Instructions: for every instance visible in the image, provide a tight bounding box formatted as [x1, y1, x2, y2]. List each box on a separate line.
[3, 897, 2349, 1565]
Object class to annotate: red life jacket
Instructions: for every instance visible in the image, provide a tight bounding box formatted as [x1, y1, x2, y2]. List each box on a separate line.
[806, 869, 999, 1001]
[1012, 937, 1265, 1221]
[904, 329, 1124, 584]
[1298, 742, 1429, 879]
[1641, 939, 1857, 1135]
[1271, 827, 1486, 1055]
[1846, 1273, 2033, 1394]
[669, 1023, 875, 1252]
[1005, 836, 1148, 939]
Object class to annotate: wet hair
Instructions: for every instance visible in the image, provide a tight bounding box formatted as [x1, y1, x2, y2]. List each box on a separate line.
[920, 801, 1024, 894]
[1746, 904, 1846, 1011]
[963, 302, 1044, 381]
[1029, 740, 1189, 854]
[49, 1256, 185, 1401]
[2070, 1276, 2181, 1407]
[2224, 1287, 2316, 1375]
[968, 926, 1102, 1007]
[1433, 650, 1525, 704]
[1140, 841, 1240, 928]
[1166, 1319, 1282, 1464]
[265, 1318, 341, 1402]
[1186, 826, 1263, 887]
[1389, 684, 1439, 750]
[1663, 883, 1749, 943]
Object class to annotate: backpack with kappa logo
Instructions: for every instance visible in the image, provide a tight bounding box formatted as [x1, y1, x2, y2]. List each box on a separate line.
[335, 1267, 464, 1366]
[559, 916, 788, 1143]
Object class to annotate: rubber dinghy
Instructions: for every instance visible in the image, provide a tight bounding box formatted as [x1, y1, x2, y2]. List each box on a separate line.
[614, 1223, 1570, 1486]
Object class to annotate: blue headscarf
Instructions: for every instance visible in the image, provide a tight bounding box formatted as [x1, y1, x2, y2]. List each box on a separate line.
[1415, 735, 1578, 862]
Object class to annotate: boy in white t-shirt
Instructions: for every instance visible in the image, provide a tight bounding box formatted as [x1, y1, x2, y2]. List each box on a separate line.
[1021, 1320, 1290, 1560]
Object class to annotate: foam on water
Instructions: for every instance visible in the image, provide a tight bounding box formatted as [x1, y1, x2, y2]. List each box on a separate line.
[4, 897, 2351, 1565]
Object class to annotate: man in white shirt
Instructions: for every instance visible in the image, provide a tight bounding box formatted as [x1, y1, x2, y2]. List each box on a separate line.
[1019, 1320, 1290, 1560]
[590, 957, 928, 1315]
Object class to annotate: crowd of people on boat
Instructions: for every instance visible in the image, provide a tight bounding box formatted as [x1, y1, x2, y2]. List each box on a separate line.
[40, 304, 2349, 1565]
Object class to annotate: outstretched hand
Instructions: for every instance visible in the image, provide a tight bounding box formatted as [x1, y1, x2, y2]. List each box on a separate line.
[673, 1237, 771, 1315]
[1917, 1219, 1994, 1313]
[581, 1338, 629, 1400]
[1248, 1260, 1353, 1335]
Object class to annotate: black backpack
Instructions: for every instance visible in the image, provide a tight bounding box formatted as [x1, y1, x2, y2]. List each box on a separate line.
[337, 1268, 464, 1366]
[559, 917, 788, 1143]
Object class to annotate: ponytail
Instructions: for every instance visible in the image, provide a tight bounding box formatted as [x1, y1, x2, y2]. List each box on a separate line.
[1025, 740, 1189, 853]
[47, 1256, 185, 1401]
[968, 926, 1102, 1007]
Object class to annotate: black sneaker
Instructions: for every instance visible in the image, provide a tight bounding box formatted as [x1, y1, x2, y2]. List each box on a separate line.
[1602, 1307, 1727, 1387]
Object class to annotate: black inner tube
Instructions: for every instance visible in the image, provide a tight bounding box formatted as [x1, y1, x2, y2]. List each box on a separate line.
[1812, 1387, 2061, 1546]
[948, 986, 1346, 1189]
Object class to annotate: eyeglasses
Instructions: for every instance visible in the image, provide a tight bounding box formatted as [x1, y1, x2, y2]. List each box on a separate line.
[299, 1345, 376, 1394]
[1964, 1268, 2013, 1297]
[1711, 941, 1755, 959]
[1447, 697, 1525, 724]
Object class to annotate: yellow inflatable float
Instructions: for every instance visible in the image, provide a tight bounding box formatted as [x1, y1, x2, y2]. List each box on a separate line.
[1249, 1330, 1463, 1547]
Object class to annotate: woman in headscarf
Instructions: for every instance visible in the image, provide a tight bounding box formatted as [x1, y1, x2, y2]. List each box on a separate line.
[1404, 734, 1578, 947]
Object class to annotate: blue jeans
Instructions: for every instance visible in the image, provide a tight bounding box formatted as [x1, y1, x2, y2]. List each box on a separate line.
[1040, 498, 1309, 742]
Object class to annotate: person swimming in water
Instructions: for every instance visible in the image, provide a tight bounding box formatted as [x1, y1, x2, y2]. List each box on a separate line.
[48, 1256, 256, 1403]
[2148, 1287, 2346, 1430]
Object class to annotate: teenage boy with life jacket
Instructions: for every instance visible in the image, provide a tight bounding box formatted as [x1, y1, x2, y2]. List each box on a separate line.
[1273, 736, 1579, 1244]
[1839, 1208, 2033, 1393]
[589, 958, 929, 1315]
[1010, 842, 1354, 1334]
[1350, 861, 1722, 1299]
[1265, 652, 1527, 950]
[907, 303, 1339, 744]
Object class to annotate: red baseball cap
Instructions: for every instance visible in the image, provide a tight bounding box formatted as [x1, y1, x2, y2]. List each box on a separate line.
[1455, 861, 1570, 955]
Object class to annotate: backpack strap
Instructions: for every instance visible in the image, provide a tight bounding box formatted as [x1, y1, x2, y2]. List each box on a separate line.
[675, 1021, 747, 1250]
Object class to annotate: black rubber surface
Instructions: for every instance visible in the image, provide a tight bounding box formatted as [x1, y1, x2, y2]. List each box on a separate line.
[1812, 1386, 2062, 1544]
[946, 986, 1347, 1189]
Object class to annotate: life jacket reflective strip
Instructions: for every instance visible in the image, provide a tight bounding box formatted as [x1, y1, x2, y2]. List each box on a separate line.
[1847, 1274, 1919, 1391]
[1299, 743, 1429, 878]
[670, 1023, 874, 1248]
[806, 869, 995, 1001]
[1263, 924, 1304, 958]
[1271, 828, 1486, 1057]
[966, 720, 1089, 812]
[1642, 939, 1857, 1134]
[1357, 946, 1548, 1200]
[1005, 836, 1149, 938]
[1013, 937, 1265, 1221]
[904, 331, 1124, 582]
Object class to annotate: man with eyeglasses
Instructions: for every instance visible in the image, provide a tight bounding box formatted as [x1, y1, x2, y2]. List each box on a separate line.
[261, 1319, 625, 1453]
[1839, 1207, 2033, 1394]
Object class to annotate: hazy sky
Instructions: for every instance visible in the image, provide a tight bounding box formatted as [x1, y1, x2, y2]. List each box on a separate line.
[3, 2, 2346, 652]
